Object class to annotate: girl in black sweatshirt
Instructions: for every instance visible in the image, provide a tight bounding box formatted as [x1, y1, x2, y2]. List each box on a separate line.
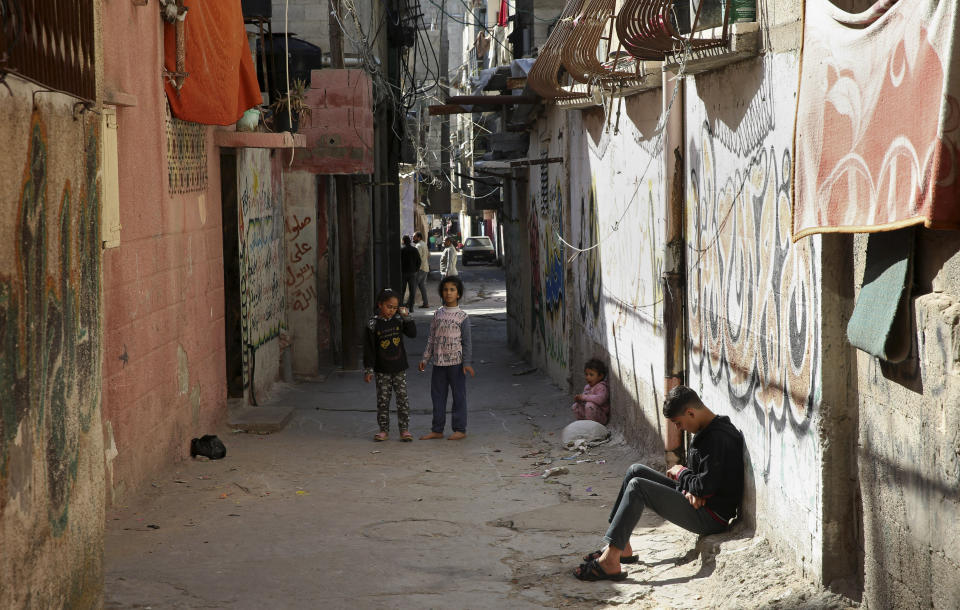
[363, 289, 417, 441]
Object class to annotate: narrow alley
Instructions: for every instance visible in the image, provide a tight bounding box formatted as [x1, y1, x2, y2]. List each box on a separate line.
[5, 1, 960, 608]
[104, 265, 850, 609]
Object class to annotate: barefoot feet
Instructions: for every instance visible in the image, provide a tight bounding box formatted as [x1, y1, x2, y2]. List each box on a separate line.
[420, 431, 444, 440]
[447, 431, 466, 440]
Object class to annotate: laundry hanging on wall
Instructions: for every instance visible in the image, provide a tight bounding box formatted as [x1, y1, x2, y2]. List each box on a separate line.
[163, 0, 262, 126]
[793, 1, 960, 240]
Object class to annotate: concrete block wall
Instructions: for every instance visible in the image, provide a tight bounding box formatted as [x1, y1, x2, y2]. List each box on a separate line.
[101, 1, 227, 505]
[853, 231, 960, 609]
[0, 78, 105, 609]
[272, 0, 330, 50]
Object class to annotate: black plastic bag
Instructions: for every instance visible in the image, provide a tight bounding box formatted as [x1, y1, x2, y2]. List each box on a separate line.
[190, 435, 226, 460]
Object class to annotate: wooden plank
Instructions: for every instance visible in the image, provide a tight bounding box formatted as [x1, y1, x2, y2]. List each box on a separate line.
[506, 77, 527, 89]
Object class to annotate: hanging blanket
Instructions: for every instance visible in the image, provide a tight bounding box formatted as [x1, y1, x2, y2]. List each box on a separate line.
[163, 0, 262, 126]
[846, 227, 915, 362]
[793, 1, 960, 240]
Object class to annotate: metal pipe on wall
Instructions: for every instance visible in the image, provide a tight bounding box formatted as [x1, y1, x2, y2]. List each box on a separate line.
[662, 69, 686, 465]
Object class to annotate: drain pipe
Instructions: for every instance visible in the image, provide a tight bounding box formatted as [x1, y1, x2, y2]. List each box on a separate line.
[662, 69, 686, 466]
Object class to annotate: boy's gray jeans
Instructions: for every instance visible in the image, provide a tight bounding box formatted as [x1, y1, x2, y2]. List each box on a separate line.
[604, 464, 727, 549]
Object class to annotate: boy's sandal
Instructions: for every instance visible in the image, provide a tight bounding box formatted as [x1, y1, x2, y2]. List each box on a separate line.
[572, 559, 628, 582]
[582, 549, 639, 564]
[400, 431, 414, 442]
[373, 432, 388, 442]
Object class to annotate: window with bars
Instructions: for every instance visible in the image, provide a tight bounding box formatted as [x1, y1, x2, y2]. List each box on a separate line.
[0, 0, 96, 101]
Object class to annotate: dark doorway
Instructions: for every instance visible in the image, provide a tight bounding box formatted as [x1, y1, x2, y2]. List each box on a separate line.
[220, 150, 244, 398]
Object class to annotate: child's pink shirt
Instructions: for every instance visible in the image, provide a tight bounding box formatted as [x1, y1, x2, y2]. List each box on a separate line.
[580, 379, 609, 405]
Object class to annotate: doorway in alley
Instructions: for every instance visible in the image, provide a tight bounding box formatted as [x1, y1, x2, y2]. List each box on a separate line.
[220, 150, 244, 398]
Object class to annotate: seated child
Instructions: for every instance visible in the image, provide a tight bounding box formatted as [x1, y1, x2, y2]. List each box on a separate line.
[572, 358, 610, 425]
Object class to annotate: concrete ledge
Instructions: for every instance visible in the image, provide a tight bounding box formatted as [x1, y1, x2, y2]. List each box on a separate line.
[215, 130, 307, 149]
[228, 406, 294, 434]
[664, 22, 761, 75]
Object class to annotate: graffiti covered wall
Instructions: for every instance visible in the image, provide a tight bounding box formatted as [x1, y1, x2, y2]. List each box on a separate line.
[524, 111, 569, 382]
[685, 55, 824, 573]
[567, 93, 667, 443]
[238, 149, 286, 399]
[0, 84, 105, 607]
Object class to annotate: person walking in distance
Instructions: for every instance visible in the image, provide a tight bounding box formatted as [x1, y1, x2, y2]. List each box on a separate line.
[400, 235, 421, 310]
[440, 236, 458, 277]
[363, 289, 417, 442]
[419, 276, 474, 440]
[413, 231, 430, 307]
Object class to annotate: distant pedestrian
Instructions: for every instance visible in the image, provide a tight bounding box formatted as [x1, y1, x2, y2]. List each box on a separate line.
[439, 236, 459, 277]
[400, 235, 421, 310]
[364, 288, 417, 442]
[418, 276, 474, 440]
[413, 231, 430, 307]
[572, 359, 610, 425]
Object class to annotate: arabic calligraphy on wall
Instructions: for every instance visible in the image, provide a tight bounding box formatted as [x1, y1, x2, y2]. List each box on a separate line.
[285, 213, 317, 313]
[237, 150, 285, 389]
[686, 126, 820, 478]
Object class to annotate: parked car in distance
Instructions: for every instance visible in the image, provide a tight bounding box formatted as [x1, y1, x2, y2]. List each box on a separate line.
[462, 236, 497, 265]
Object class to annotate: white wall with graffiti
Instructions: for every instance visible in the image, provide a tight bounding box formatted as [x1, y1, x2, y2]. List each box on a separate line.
[684, 54, 824, 574]
[566, 92, 668, 445]
[524, 111, 570, 383]
[238, 149, 287, 400]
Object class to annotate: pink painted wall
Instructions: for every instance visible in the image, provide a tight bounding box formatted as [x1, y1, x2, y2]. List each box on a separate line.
[101, 1, 227, 504]
[290, 69, 375, 174]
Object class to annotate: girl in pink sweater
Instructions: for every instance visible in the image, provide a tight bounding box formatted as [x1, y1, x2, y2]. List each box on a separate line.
[572, 359, 610, 425]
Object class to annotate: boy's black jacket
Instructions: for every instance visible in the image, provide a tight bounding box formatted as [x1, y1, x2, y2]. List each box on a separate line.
[363, 314, 417, 373]
[676, 415, 744, 522]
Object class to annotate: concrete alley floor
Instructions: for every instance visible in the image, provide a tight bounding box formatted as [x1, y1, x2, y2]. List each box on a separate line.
[104, 262, 857, 609]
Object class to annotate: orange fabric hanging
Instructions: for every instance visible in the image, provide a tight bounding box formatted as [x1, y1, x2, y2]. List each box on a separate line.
[163, 0, 262, 126]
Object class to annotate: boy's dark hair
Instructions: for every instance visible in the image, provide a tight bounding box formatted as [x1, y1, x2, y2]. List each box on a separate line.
[414, 231, 423, 239]
[662, 385, 703, 419]
[584, 358, 607, 379]
[402, 235, 411, 245]
[376, 288, 400, 306]
[438, 275, 464, 299]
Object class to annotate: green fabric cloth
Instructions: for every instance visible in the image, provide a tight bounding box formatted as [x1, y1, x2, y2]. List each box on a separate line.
[847, 227, 915, 362]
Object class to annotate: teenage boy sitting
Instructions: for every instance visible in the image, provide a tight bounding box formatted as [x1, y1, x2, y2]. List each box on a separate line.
[574, 385, 745, 581]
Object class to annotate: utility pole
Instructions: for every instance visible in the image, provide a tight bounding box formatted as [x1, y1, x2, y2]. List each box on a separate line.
[329, 0, 360, 369]
[329, 0, 344, 67]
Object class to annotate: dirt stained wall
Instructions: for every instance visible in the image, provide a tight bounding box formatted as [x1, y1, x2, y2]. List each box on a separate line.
[0, 80, 106, 609]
